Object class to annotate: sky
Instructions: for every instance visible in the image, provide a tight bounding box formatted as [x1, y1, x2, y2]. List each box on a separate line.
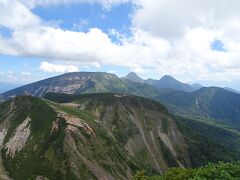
[1, 0, 240, 90]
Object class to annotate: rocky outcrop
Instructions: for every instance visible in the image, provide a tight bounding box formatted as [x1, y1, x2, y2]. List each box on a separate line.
[4, 117, 31, 158]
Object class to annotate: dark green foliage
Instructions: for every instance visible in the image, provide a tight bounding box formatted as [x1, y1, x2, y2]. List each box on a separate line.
[175, 116, 240, 149]
[146, 162, 240, 179]
[158, 140, 178, 167]
[175, 116, 240, 167]
[45, 92, 169, 113]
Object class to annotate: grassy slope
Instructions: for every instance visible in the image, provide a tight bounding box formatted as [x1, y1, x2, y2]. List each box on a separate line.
[46, 93, 240, 168]
[0, 96, 62, 180]
[0, 96, 155, 179]
[155, 87, 240, 129]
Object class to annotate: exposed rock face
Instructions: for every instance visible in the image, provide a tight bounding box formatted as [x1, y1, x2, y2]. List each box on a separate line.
[1, 72, 95, 99]
[56, 110, 96, 136]
[1, 72, 133, 100]
[4, 117, 31, 158]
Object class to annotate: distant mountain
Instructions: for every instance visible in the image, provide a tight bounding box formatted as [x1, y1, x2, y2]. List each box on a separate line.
[191, 83, 203, 91]
[152, 75, 195, 92]
[155, 87, 240, 129]
[0, 72, 162, 100]
[125, 73, 203, 92]
[124, 72, 144, 83]
[0, 82, 21, 93]
[224, 87, 240, 94]
[145, 78, 158, 85]
[1, 72, 204, 101]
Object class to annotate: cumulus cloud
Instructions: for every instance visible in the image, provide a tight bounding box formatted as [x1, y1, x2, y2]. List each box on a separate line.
[39, 62, 79, 73]
[0, 0, 41, 30]
[132, 0, 240, 38]
[1, 0, 240, 82]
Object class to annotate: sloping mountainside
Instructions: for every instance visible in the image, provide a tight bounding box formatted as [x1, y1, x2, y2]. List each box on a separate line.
[0, 72, 163, 101]
[0, 94, 239, 179]
[155, 87, 240, 129]
[46, 94, 240, 164]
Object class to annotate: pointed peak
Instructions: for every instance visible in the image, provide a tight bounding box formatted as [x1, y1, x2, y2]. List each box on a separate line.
[124, 72, 144, 83]
[160, 75, 177, 81]
[126, 72, 138, 76]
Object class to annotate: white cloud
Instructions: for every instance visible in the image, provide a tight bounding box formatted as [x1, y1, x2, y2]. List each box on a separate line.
[132, 0, 240, 39]
[0, 0, 41, 30]
[21, 72, 31, 76]
[19, 0, 130, 9]
[1, 0, 240, 83]
[39, 62, 79, 73]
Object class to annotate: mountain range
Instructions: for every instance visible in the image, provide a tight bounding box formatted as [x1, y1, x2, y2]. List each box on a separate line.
[0, 93, 239, 179]
[155, 87, 240, 129]
[1, 72, 240, 179]
[124, 72, 203, 92]
[1, 72, 240, 129]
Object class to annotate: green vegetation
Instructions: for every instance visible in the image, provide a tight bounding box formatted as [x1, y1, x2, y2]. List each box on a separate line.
[45, 93, 240, 168]
[133, 162, 240, 179]
[1, 93, 240, 179]
[175, 116, 240, 167]
[156, 87, 240, 130]
[1, 96, 62, 180]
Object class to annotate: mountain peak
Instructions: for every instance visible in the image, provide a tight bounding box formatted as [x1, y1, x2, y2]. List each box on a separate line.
[124, 72, 144, 83]
[160, 75, 178, 81]
[127, 72, 138, 76]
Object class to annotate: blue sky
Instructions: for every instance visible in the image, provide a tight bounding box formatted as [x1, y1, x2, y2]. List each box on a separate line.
[1, 0, 240, 90]
[0, 2, 133, 83]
